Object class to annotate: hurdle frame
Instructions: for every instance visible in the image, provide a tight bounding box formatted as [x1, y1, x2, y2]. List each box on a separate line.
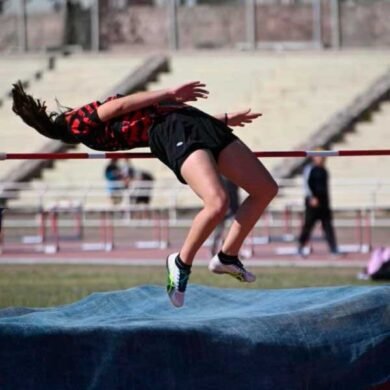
[1, 148, 389, 256]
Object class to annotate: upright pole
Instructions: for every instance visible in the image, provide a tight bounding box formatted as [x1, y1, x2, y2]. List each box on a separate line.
[246, 0, 257, 50]
[330, 0, 341, 49]
[0, 208, 5, 254]
[91, 0, 100, 51]
[312, 0, 322, 48]
[168, 0, 179, 50]
[17, 0, 28, 52]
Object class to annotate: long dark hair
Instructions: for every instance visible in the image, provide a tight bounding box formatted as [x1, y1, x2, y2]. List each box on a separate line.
[11, 81, 79, 144]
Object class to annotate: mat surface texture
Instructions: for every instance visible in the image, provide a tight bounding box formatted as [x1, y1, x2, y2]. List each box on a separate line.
[0, 285, 389, 389]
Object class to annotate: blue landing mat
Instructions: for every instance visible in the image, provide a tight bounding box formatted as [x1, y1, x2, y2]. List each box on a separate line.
[0, 285, 389, 390]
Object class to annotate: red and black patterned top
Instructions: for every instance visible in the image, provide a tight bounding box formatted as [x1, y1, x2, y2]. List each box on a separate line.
[66, 95, 179, 151]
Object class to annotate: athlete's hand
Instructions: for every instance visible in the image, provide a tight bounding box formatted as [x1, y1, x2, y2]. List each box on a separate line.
[170, 81, 209, 103]
[227, 109, 262, 127]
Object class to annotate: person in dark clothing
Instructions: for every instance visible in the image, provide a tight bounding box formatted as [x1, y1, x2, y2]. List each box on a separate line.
[298, 154, 338, 256]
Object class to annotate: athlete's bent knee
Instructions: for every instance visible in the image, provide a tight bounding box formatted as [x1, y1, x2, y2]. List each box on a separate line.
[250, 177, 278, 202]
[204, 192, 229, 220]
[269, 179, 279, 199]
[261, 179, 278, 205]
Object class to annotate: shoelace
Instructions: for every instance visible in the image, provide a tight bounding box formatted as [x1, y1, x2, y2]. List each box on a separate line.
[231, 258, 245, 270]
[177, 268, 191, 292]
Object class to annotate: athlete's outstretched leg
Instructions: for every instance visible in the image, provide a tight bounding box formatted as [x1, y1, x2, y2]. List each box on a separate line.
[166, 149, 228, 307]
[179, 149, 229, 265]
[217, 140, 278, 256]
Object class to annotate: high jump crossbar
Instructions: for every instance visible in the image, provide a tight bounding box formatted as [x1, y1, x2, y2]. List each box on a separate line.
[1, 149, 390, 161]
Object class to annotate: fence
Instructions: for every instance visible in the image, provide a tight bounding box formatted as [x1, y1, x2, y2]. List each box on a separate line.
[1, 176, 389, 255]
[0, 0, 64, 52]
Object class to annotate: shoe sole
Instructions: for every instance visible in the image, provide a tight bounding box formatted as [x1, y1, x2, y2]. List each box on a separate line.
[166, 255, 175, 300]
[210, 266, 253, 283]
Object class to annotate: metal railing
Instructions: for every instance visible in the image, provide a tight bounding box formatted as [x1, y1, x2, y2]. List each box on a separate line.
[2, 177, 390, 210]
[0, 177, 389, 255]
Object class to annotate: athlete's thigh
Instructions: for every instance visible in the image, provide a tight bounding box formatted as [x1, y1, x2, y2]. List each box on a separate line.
[180, 149, 226, 201]
[217, 140, 277, 195]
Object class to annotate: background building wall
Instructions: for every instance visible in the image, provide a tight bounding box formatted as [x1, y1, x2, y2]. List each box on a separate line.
[0, 1, 390, 51]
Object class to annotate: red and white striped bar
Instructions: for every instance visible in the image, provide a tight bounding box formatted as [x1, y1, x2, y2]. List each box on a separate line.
[1, 149, 390, 160]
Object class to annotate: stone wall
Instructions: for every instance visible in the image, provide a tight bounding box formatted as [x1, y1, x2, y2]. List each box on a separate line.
[1, 1, 390, 52]
[341, 1, 390, 47]
[101, 5, 313, 49]
[102, 1, 390, 49]
[0, 12, 64, 52]
[0, 14, 20, 51]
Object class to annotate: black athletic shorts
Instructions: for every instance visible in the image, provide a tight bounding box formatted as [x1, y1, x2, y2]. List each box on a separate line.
[148, 106, 238, 184]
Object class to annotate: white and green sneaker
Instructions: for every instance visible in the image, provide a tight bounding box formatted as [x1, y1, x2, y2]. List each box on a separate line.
[208, 254, 256, 283]
[166, 253, 191, 308]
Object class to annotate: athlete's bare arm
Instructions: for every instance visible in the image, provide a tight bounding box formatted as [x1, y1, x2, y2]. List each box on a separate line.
[96, 81, 209, 122]
[215, 109, 262, 128]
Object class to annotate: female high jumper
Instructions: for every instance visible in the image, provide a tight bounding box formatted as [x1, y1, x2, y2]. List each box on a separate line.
[12, 80, 278, 307]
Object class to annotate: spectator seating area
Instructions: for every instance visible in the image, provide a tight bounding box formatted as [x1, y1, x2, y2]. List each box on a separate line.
[0, 53, 144, 182]
[0, 55, 50, 178]
[278, 100, 390, 210]
[0, 55, 48, 98]
[3, 51, 390, 211]
[326, 101, 390, 208]
[149, 51, 390, 209]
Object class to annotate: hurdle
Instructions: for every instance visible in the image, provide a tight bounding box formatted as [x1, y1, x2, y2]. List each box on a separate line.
[1, 149, 389, 255]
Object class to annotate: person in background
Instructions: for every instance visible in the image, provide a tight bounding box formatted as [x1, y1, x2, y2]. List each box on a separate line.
[298, 152, 339, 256]
[122, 159, 154, 207]
[104, 158, 124, 205]
[211, 177, 240, 256]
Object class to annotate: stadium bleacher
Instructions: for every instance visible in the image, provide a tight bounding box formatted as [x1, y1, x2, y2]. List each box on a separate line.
[326, 101, 390, 208]
[0, 55, 47, 98]
[275, 97, 390, 211]
[0, 53, 144, 189]
[144, 51, 390, 208]
[4, 51, 390, 210]
[0, 55, 53, 175]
